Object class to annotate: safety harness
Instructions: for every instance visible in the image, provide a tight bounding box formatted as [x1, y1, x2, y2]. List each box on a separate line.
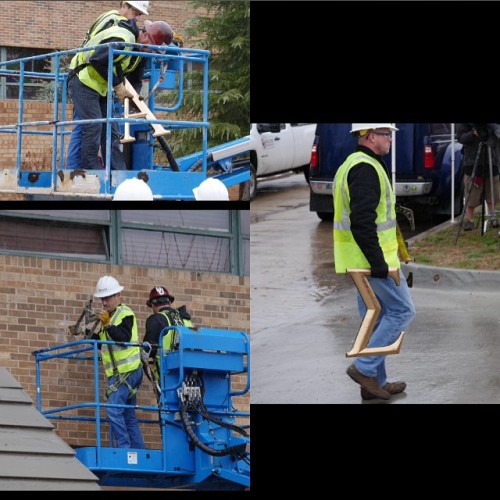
[104, 336, 138, 401]
[100, 306, 141, 401]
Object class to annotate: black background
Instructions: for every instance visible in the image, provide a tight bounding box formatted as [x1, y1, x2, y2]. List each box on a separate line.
[250, 2, 495, 491]
[251, 1, 500, 123]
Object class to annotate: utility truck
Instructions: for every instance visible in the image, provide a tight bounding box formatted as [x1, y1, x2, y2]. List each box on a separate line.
[249, 123, 316, 200]
[309, 123, 464, 221]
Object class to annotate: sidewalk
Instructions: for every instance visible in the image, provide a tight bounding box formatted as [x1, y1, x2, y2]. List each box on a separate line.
[251, 261, 500, 404]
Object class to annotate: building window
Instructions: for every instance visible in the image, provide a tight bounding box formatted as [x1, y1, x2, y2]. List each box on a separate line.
[0, 47, 56, 101]
[0, 210, 249, 276]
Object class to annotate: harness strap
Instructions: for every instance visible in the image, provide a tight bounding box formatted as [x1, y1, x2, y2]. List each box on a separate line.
[67, 63, 89, 85]
[105, 370, 138, 401]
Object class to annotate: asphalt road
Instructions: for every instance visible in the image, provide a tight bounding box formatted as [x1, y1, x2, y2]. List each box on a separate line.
[251, 173, 500, 404]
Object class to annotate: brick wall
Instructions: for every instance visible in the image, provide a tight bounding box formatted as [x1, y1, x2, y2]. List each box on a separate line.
[0, 254, 250, 448]
[1, 1, 203, 50]
[0, 101, 73, 170]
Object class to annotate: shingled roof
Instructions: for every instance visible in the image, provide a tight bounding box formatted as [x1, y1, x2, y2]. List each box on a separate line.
[0, 367, 101, 490]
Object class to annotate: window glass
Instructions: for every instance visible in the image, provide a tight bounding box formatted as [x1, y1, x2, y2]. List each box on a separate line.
[0, 218, 108, 259]
[121, 210, 230, 231]
[122, 228, 231, 272]
[240, 210, 249, 236]
[243, 239, 250, 276]
[2, 48, 55, 101]
[1, 210, 110, 221]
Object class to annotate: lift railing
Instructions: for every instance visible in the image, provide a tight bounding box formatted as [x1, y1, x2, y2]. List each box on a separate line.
[31, 326, 250, 489]
[0, 42, 249, 199]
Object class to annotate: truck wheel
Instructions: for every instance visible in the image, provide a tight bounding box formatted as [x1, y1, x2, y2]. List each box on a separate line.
[249, 163, 257, 201]
[317, 212, 333, 222]
[303, 165, 310, 184]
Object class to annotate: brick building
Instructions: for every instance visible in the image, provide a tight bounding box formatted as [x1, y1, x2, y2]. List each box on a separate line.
[1, 1, 202, 52]
[0, 209, 250, 452]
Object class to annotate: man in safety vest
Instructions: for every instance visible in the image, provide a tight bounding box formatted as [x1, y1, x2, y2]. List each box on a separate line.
[91, 275, 145, 448]
[142, 286, 194, 388]
[332, 124, 416, 401]
[67, 6, 173, 171]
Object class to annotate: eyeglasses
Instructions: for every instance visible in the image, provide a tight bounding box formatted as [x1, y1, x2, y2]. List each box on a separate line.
[372, 132, 393, 139]
[101, 294, 117, 302]
[127, 4, 143, 16]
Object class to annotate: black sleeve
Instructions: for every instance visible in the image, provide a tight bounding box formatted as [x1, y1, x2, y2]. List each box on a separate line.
[456, 123, 476, 146]
[90, 330, 102, 350]
[177, 305, 192, 321]
[105, 314, 134, 343]
[88, 38, 127, 87]
[126, 57, 147, 94]
[144, 314, 166, 358]
[348, 162, 387, 270]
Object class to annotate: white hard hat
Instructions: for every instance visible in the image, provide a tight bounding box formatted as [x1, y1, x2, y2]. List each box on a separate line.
[113, 178, 154, 201]
[125, 1, 149, 15]
[192, 178, 229, 201]
[94, 276, 124, 298]
[350, 123, 399, 133]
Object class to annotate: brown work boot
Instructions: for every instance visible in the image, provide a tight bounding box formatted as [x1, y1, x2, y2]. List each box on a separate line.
[361, 381, 407, 400]
[346, 364, 391, 400]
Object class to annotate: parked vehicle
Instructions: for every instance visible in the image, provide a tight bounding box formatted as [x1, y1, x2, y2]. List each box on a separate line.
[309, 123, 464, 221]
[249, 123, 316, 200]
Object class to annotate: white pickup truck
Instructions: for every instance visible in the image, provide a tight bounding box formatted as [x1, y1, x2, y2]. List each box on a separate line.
[248, 123, 316, 200]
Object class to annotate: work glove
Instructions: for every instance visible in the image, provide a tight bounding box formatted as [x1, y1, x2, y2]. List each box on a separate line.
[113, 82, 134, 103]
[97, 310, 110, 327]
[141, 342, 152, 363]
[370, 262, 389, 279]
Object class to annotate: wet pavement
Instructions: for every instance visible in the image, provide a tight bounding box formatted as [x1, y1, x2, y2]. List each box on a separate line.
[251, 174, 500, 404]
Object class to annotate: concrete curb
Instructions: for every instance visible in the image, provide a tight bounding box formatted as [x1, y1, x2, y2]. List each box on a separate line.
[403, 217, 500, 291]
[402, 262, 500, 291]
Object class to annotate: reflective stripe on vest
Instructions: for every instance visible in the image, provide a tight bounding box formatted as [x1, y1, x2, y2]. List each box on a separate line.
[156, 310, 193, 355]
[83, 10, 123, 46]
[333, 151, 399, 273]
[99, 304, 141, 377]
[70, 24, 136, 96]
[153, 311, 194, 380]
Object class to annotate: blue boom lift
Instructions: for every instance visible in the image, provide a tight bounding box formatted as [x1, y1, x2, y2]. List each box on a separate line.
[0, 41, 250, 200]
[32, 326, 250, 490]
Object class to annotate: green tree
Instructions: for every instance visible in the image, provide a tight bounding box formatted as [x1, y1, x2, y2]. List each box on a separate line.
[161, 0, 250, 157]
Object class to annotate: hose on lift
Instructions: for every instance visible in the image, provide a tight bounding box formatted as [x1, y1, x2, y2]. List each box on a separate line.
[177, 371, 248, 457]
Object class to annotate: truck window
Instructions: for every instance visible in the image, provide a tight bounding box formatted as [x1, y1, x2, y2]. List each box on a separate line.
[256, 123, 282, 134]
[430, 123, 451, 135]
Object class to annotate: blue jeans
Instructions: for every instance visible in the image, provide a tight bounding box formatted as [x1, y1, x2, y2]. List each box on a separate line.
[106, 365, 145, 448]
[67, 76, 127, 170]
[65, 115, 81, 170]
[354, 269, 416, 387]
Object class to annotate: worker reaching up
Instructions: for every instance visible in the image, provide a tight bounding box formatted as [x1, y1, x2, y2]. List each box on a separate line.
[66, 0, 173, 171]
[91, 275, 145, 448]
[66, 1, 149, 170]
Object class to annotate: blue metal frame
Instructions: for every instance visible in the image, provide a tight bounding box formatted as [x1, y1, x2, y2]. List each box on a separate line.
[32, 326, 250, 490]
[0, 43, 250, 199]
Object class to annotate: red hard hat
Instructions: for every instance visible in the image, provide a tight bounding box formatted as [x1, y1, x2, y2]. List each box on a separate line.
[146, 286, 175, 307]
[144, 20, 174, 47]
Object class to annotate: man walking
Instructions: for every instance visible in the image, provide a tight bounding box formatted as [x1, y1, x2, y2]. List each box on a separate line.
[332, 124, 416, 400]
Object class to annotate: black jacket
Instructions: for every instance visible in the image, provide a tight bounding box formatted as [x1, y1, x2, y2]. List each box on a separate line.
[144, 305, 192, 357]
[456, 123, 500, 177]
[347, 145, 390, 274]
[88, 18, 145, 92]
